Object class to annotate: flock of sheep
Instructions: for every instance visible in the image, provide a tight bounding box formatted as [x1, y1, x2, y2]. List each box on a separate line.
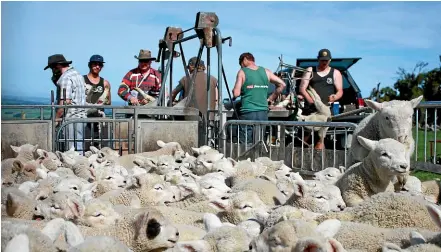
[2, 95, 441, 252]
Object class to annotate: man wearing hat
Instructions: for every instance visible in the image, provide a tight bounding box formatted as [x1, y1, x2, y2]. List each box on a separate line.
[170, 56, 219, 116]
[298, 48, 343, 149]
[83, 54, 111, 150]
[44, 53, 87, 152]
[117, 49, 162, 107]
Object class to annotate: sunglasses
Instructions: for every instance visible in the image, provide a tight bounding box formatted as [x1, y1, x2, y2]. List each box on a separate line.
[139, 59, 152, 63]
[90, 62, 104, 67]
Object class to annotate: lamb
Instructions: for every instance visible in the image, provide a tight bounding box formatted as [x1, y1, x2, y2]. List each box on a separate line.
[297, 87, 332, 150]
[348, 95, 423, 185]
[231, 178, 286, 206]
[249, 219, 346, 252]
[284, 179, 346, 213]
[335, 136, 410, 207]
[1, 218, 66, 252]
[172, 213, 253, 252]
[313, 167, 344, 184]
[116, 140, 184, 169]
[315, 192, 440, 232]
[74, 207, 180, 252]
[421, 179, 441, 204]
[264, 205, 322, 228]
[58, 153, 96, 182]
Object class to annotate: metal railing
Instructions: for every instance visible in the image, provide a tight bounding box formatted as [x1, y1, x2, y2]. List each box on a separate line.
[220, 120, 358, 174]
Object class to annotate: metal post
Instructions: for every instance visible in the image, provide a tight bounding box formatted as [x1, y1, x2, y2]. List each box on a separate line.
[206, 47, 211, 146]
[214, 28, 224, 151]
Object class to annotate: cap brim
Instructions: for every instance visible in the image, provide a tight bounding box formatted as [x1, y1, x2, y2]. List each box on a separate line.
[135, 56, 156, 61]
[318, 56, 331, 61]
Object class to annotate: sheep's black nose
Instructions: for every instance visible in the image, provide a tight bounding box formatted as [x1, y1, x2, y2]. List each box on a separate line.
[176, 231, 180, 236]
[400, 164, 408, 169]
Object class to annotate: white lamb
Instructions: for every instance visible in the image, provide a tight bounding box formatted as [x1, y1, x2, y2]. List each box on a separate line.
[335, 136, 410, 207]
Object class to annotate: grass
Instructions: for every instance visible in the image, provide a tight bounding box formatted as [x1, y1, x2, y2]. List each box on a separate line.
[413, 128, 441, 162]
[411, 170, 441, 181]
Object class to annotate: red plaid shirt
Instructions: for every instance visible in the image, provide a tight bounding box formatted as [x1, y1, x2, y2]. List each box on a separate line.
[118, 67, 162, 105]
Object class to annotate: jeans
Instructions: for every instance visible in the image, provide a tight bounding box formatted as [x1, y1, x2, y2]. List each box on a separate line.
[66, 122, 84, 152]
[239, 110, 268, 144]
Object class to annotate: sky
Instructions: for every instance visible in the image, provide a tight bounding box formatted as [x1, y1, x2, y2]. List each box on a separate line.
[1, 1, 441, 105]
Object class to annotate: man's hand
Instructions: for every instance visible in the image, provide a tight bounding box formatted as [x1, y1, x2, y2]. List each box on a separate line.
[328, 94, 337, 103]
[129, 97, 139, 105]
[54, 117, 63, 127]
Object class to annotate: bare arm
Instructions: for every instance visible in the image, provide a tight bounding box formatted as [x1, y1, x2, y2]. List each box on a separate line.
[266, 69, 286, 102]
[104, 80, 111, 105]
[170, 82, 184, 103]
[299, 67, 314, 104]
[329, 69, 343, 102]
[232, 69, 245, 98]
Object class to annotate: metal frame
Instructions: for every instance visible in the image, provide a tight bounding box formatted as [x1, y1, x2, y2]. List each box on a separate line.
[154, 12, 232, 147]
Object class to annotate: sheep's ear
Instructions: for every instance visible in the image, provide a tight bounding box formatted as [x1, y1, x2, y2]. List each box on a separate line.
[66, 197, 84, 218]
[227, 157, 237, 166]
[55, 151, 63, 160]
[133, 211, 149, 240]
[365, 99, 383, 111]
[328, 238, 347, 252]
[63, 220, 85, 247]
[410, 95, 423, 109]
[209, 199, 229, 211]
[133, 158, 144, 167]
[176, 240, 210, 252]
[409, 231, 426, 246]
[10, 145, 21, 153]
[191, 147, 201, 155]
[177, 183, 200, 194]
[293, 181, 306, 198]
[203, 213, 223, 232]
[32, 144, 39, 152]
[6, 192, 25, 216]
[4, 233, 30, 252]
[295, 237, 324, 252]
[357, 136, 377, 152]
[144, 158, 157, 168]
[259, 175, 277, 184]
[83, 181, 98, 192]
[42, 218, 66, 242]
[202, 161, 214, 169]
[157, 140, 166, 148]
[381, 242, 403, 252]
[426, 204, 441, 228]
[90, 146, 99, 153]
[12, 160, 24, 172]
[315, 219, 341, 238]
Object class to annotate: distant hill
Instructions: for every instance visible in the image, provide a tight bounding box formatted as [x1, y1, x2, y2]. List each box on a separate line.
[1, 95, 126, 106]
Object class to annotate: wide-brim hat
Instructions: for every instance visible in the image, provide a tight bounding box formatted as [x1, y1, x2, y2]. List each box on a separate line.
[188, 57, 205, 67]
[134, 49, 156, 61]
[44, 54, 72, 70]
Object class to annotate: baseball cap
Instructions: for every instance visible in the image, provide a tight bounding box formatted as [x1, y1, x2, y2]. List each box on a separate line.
[317, 49, 331, 61]
[89, 54, 105, 63]
[188, 57, 205, 67]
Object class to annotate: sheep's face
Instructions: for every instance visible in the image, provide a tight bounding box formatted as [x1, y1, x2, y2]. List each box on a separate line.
[5, 192, 37, 219]
[313, 168, 343, 183]
[198, 173, 231, 199]
[53, 177, 85, 195]
[195, 152, 225, 175]
[213, 158, 236, 177]
[149, 183, 176, 205]
[277, 177, 296, 198]
[100, 173, 127, 190]
[274, 164, 292, 180]
[47, 191, 84, 221]
[290, 181, 346, 213]
[83, 199, 120, 228]
[132, 210, 179, 250]
[366, 96, 422, 143]
[10, 143, 39, 160]
[359, 137, 410, 176]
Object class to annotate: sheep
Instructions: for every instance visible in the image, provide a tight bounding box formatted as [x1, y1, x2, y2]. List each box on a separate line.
[349, 96, 422, 165]
[421, 179, 441, 204]
[264, 205, 322, 228]
[315, 192, 440, 232]
[66, 235, 134, 252]
[98, 173, 175, 207]
[231, 178, 287, 206]
[72, 207, 180, 252]
[172, 213, 253, 252]
[249, 219, 346, 252]
[382, 243, 441, 252]
[116, 140, 184, 169]
[335, 136, 410, 207]
[1, 218, 66, 252]
[4, 190, 39, 220]
[313, 167, 344, 184]
[58, 153, 96, 182]
[284, 179, 346, 213]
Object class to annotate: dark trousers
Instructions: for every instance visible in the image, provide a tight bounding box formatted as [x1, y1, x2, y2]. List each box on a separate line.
[84, 121, 110, 151]
[239, 110, 268, 144]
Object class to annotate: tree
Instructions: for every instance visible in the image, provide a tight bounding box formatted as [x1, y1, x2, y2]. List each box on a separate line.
[393, 62, 428, 100]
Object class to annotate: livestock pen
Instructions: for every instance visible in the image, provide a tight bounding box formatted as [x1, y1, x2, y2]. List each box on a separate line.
[1, 101, 440, 177]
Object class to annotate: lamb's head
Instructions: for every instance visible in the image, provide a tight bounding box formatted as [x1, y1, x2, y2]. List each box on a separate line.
[179, 172, 232, 200]
[10, 143, 39, 160]
[213, 158, 237, 178]
[212, 190, 270, 225]
[130, 173, 176, 205]
[358, 136, 410, 176]
[277, 176, 296, 198]
[58, 153, 96, 181]
[46, 191, 85, 222]
[131, 208, 180, 250]
[157, 140, 183, 154]
[313, 167, 343, 184]
[250, 219, 345, 252]
[285, 180, 346, 213]
[83, 198, 120, 228]
[7, 159, 39, 185]
[37, 149, 62, 170]
[144, 155, 177, 175]
[5, 191, 38, 219]
[365, 95, 422, 143]
[53, 176, 88, 195]
[94, 172, 127, 197]
[194, 152, 225, 175]
[191, 145, 216, 156]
